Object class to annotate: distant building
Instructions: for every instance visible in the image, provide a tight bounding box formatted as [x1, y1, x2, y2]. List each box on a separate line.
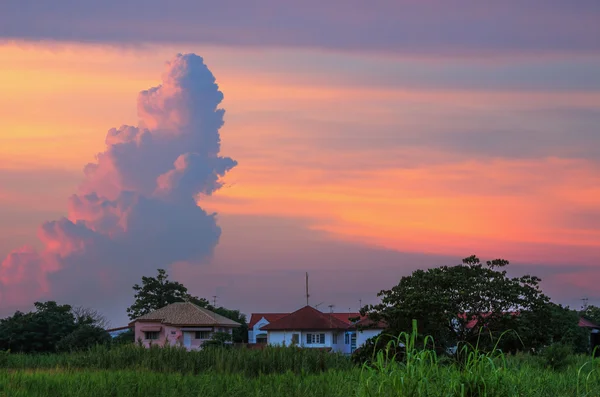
[128, 301, 241, 350]
[248, 306, 386, 354]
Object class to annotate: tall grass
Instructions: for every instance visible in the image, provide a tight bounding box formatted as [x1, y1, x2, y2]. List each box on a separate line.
[357, 320, 600, 396]
[0, 344, 352, 376]
[2, 324, 600, 396]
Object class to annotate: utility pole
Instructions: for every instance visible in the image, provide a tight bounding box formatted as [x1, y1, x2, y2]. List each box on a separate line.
[305, 272, 310, 306]
[359, 299, 362, 309]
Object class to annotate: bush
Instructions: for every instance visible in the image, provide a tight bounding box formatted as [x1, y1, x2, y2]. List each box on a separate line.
[540, 343, 573, 370]
[57, 325, 111, 352]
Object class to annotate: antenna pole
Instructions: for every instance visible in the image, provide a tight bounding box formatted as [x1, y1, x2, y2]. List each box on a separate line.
[212, 295, 217, 307]
[306, 272, 309, 306]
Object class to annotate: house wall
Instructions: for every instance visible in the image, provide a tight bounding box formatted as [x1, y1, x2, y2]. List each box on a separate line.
[249, 317, 270, 344]
[268, 330, 336, 349]
[135, 323, 235, 350]
[356, 329, 383, 349]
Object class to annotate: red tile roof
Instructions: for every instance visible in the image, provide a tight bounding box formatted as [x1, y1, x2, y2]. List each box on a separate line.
[248, 313, 288, 328]
[261, 306, 351, 331]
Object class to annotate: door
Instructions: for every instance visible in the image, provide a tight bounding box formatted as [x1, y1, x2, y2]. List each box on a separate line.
[350, 334, 357, 353]
[291, 333, 300, 346]
[183, 332, 192, 349]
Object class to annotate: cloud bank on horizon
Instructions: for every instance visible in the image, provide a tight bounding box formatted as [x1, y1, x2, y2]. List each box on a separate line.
[1, 0, 599, 55]
[0, 53, 237, 308]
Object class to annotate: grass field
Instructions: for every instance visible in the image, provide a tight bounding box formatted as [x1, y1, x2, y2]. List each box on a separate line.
[1, 334, 600, 396]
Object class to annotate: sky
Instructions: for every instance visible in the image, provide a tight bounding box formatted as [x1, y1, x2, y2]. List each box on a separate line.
[1, 1, 600, 326]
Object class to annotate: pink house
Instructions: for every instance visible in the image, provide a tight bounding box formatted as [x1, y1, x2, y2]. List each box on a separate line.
[129, 301, 241, 350]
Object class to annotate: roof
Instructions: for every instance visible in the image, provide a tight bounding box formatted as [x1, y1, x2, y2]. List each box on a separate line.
[261, 306, 351, 331]
[579, 317, 600, 329]
[130, 302, 241, 327]
[248, 313, 288, 328]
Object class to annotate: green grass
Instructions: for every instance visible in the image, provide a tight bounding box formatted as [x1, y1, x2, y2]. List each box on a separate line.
[1, 329, 600, 396]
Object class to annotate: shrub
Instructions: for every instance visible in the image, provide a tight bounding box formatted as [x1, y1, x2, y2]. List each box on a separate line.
[57, 325, 111, 352]
[540, 343, 573, 370]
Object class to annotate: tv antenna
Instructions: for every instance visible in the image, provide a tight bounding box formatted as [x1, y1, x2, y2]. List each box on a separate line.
[315, 302, 324, 310]
[328, 304, 335, 314]
[582, 297, 589, 311]
[212, 295, 218, 307]
[305, 272, 310, 306]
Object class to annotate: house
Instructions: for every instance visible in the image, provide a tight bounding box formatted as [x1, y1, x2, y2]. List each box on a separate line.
[579, 317, 600, 356]
[253, 306, 386, 354]
[129, 301, 241, 350]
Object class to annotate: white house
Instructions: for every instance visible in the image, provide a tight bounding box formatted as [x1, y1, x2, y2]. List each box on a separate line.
[254, 305, 386, 354]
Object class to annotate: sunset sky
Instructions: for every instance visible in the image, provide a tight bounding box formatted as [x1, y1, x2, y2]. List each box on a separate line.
[1, 1, 600, 326]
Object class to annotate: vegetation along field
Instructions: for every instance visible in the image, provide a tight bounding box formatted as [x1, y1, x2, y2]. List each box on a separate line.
[1, 334, 600, 397]
[3, 257, 600, 396]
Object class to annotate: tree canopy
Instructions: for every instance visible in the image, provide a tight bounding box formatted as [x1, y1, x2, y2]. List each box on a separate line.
[0, 301, 110, 353]
[359, 255, 584, 354]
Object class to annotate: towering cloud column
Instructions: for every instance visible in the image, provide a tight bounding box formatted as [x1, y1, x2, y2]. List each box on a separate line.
[0, 54, 237, 309]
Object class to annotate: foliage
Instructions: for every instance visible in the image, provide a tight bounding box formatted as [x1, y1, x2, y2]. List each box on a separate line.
[0, 344, 352, 376]
[71, 306, 110, 329]
[126, 268, 210, 320]
[2, 329, 600, 397]
[540, 343, 574, 371]
[112, 329, 135, 345]
[56, 325, 111, 352]
[0, 301, 78, 353]
[360, 255, 551, 353]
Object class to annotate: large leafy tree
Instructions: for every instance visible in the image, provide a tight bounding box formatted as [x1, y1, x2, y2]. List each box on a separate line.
[360, 255, 552, 352]
[0, 301, 77, 353]
[126, 268, 209, 320]
[127, 269, 248, 342]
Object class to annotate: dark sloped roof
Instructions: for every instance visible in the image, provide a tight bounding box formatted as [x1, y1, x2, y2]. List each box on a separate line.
[261, 305, 350, 331]
[579, 317, 600, 329]
[131, 302, 241, 327]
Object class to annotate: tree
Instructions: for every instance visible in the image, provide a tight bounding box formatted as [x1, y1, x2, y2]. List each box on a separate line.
[0, 301, 78, 353]
[126, 268, 209, 320]
[71, 306, 110, 329]
[56, 325, 111, 352]
[359, 255, 551, 353]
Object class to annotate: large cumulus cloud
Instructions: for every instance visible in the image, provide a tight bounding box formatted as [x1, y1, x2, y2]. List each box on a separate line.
[0, 53, 237, 310]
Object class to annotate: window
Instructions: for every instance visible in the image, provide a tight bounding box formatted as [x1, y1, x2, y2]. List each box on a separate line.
[195, 331, 211, 339]
[306, 333, 325, 344]
[345, 333, 350, 345]
[145, 331, 159, 340]
[333, 333, 338, 344]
